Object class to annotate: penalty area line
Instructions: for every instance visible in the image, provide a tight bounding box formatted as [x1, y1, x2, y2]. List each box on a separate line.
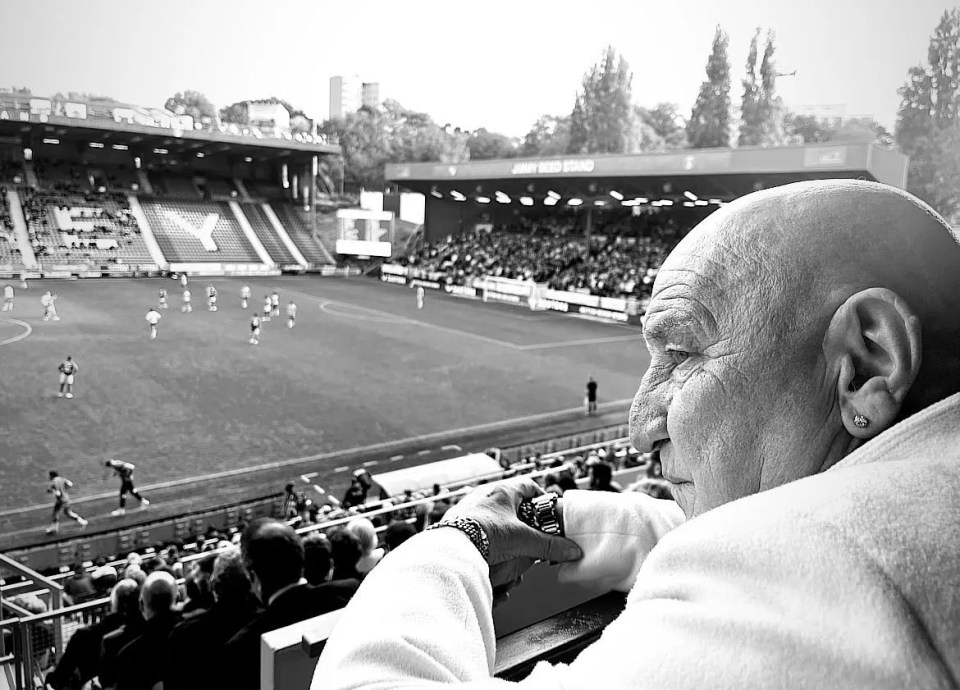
[0, 317, 33, 346]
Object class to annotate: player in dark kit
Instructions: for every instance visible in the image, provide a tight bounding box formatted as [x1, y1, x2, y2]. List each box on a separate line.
[105, 458, 150, 516]
[46, 470, 88, 534]
[585, 375, 598, 415]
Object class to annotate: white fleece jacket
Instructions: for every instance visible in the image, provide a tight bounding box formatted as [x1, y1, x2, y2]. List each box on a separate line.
[314, 392, 960, 689]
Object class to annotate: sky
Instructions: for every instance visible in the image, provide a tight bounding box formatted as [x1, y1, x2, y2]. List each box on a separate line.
[0, 0, 949, 137]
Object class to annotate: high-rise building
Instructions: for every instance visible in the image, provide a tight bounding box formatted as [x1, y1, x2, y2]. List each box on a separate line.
[362, 82, 380, 111]
[329, 75, 361, 119]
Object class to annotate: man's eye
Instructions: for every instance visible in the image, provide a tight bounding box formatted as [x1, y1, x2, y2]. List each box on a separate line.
[666, 348, 691, 365]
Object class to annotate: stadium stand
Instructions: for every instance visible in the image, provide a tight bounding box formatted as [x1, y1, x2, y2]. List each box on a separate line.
[270, 204, 334, 265]
[199, 177, 238, 199]
[241, 203, 297, 265]
[140, 200, 262, 262]
[149, 174, 200, 199]
[0, 189, 23, 266]
[18, 188, 153, 266]
[403, 219, 684, 300]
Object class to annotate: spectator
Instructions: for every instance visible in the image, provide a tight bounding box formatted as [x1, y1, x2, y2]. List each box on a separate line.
[91, 564, 118, 597]
[328, 528, 364, 581]
[341, 478, 366, 509]
[589, 462, 622, 493]
[345, 518, 385, 575]
[303, 533, 334, 585]
[114, 571, 180, 690]
[11, 595, 54, 674]
[223, 518, 359, 690]
[63, 562, 96, 605]
[164, 548, 262, 690]
[46, 579, 138, 690]
[383, 520, 416, 552]
[181, 553, 216, 616]
[97, 578, 145, 690]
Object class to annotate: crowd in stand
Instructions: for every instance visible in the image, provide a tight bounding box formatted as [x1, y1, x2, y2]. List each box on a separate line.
[19, 185, 142, 263]
[1, 443, 668, 689]
[402, 212, 688, 300]
[0, 187, 23, 264]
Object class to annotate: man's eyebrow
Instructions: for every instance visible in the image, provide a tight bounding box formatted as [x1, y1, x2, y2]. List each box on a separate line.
[642, 314, 696, 341]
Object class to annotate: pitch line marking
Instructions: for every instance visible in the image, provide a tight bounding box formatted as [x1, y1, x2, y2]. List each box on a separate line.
[0, 317, 32, 346]
[300, 472, 317, 483]
[517, 334, 641, 350]
[389, 455, 404, 461]
[441, 444, 462, 451]
[417, 449, 431, 456]
[0, 398, 634, 517]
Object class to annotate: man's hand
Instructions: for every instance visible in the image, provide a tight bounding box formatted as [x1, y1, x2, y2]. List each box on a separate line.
[444, 478, 582, 590]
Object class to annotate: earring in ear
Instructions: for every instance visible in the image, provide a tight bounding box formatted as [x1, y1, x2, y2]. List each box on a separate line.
[854, 414, 869, 428]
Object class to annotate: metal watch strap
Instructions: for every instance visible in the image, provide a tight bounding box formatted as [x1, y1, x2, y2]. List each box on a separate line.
[531, 493, 562, 536]
[426, 517, 490, 561]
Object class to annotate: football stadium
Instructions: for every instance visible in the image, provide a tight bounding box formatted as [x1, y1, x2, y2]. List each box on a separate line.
[3, 3, 960, 689]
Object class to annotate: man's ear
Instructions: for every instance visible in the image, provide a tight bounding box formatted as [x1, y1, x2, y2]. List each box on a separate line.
[825, 288, 922, 439]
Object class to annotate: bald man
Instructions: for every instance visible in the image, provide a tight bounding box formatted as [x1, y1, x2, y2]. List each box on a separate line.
[114, 571, 180, 690]
[316, 180, 960, 688]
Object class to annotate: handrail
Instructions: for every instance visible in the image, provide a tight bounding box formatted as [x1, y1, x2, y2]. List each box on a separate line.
[493, 591, 626, 680]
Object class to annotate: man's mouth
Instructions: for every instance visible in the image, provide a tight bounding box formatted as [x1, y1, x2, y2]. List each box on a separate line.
[656, 441, 692, 485]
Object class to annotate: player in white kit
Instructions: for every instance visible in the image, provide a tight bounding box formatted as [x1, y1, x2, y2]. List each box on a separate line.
[41, 291, 60, 321]
[2, 283, 13, 311]
[271, 291, 280, 317]
[181, 288, 192, 313]
[262, 295, 272, 322]
[416, 285, 425, 310]
[241, 285, 251, 309]
[207, 285, 218, 312]
[145, 307, 162, 339]
[158, 287, 168, 309]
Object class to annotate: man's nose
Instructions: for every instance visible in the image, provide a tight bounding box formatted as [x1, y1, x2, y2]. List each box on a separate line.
[629, 372, 670, 452]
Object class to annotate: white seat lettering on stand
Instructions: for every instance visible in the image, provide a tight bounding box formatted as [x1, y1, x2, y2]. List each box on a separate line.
[163, 210, 220, 251]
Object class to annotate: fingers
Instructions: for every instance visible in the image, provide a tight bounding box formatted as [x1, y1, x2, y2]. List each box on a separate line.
[509, 478, 545, 502]
[531, 532, 583, 564]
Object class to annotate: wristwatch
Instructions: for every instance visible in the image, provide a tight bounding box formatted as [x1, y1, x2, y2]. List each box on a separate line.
[517, 492, 563, 536]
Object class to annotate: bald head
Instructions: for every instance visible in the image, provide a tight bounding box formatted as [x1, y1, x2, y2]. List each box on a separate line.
[632, 180, 960, 518]
[141, 571, 177, 619]
[665, 179, 960, 414]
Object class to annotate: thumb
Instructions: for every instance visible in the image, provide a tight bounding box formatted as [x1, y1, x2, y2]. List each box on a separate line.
[533, 533, 582, 563]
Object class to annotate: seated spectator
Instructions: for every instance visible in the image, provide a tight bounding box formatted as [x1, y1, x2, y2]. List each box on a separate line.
[115, 571, 180, 690]
[589, 462, 622, 492]
[91, 564, 118, 597]
[97, 578, 144, 690]
[164, 548, 262, 690]
[223, 518, 359, 690]
[46, 579, 138, 690]
[328, 528, 364, 581]
[181, 552, 216, 617]
[345, 518, 385, 575]
[303, 533, 334, 585]
[63, 562, 96, 605]
[11, 595, 54, 672]
[383, 520, 417, 553]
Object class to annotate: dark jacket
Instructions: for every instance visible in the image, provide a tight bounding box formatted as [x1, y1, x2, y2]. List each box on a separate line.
[223, 580, 359, 690]
[163, 596, 262, 690]
[114, 612, 181, 690]
[46, 612, 124, 690]
[98, 616, 145, 689]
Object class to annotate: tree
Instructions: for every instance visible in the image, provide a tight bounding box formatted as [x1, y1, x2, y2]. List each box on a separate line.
[165, 90, 216, 122]
[219, 101, 249, 125]
[467, 129, 517, 159]
[637, 103, 688, 149]
[757, 31, 786, 146]
[738, 28, 763, 146]
[783, 113, 832, 143]
[566, 46, 635, 154]
[520, 115, 572, 156]
[896, 9, 960, 218]
[687, 26, 732, 148]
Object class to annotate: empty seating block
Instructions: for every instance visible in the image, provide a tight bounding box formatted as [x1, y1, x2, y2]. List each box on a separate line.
[151, 175, 199, 199]
[271, 204, 334, 266]
[140, 200, 261, 262]
[241, 204, 296, 265]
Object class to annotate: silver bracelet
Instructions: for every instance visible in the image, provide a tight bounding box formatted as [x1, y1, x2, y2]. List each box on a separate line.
[426, 517, 490, 561]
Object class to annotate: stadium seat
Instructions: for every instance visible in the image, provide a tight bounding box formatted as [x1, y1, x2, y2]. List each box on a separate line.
[241, 204, 297, 265]
[270, 205, 334, 266]
[140, 200, 262, 262]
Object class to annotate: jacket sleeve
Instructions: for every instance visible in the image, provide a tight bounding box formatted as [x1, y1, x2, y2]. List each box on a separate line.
[556, 490, 685, 593]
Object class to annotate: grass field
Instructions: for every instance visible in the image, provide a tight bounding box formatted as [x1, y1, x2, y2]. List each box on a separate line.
[0, 275, 648, 514]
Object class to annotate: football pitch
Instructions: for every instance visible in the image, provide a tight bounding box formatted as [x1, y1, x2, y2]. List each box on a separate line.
[0, 275, 647, 515]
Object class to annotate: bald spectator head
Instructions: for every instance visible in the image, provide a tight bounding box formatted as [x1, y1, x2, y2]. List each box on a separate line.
[140, 571, 177, 620]
[240, 517, 305, 601]
[345, 518, 378, 556]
